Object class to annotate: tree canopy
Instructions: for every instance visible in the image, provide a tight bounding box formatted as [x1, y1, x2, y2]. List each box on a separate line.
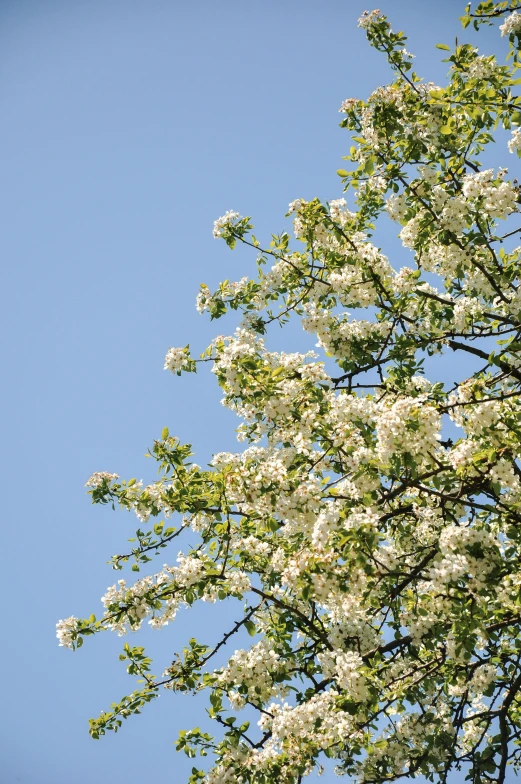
[58, 2, 521, 782]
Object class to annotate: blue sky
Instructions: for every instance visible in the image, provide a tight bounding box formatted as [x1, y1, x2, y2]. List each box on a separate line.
[0, 1, 515, 782]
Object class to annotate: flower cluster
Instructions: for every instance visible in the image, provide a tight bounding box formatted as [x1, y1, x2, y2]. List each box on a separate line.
[508, 127, 521, 154]
[85, 471, 119, 488]
[56, 616, 80, 649]
[358, 9, 384, 29]
[164, 346, 190, 374]
[317, 650, 368, 700]
[217, 640, 288, 708]
[500, 11, 521, 37]
[212, 210, 241, 238]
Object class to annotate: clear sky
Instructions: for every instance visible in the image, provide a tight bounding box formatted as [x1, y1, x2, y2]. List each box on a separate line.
[0, 1, 515, 782]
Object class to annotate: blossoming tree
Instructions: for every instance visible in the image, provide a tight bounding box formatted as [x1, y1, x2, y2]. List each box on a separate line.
[58, 2, 521, 782]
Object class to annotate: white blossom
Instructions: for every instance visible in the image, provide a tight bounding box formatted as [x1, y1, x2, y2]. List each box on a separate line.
[56, 616, 80, 648]
[212, 210, 241, 238]
[85, 471, 119, 488]
[500, 11, 521, 36]
[164, 346, 190, 373]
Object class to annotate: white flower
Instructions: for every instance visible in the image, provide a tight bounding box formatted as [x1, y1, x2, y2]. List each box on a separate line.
[508, 128, 521, 154]
[392, 267, 418, 294]
[462, 169, 518, 219]
[218, 640, 287, 707]
[448, 440, 477, 471]
[288, 198, 306, 213]
[386, 193, 408, 223]
[85, 471, 119, 488]
[56, 616, 80, 648]
[358, 9, 384, 29]
[212, 210, 241, 238]
[164, 346, 189, 373]
[467, 54, 500, 80]
[375, 396, 441, 465]
[339, 98, 357, 113]
[500, 11, 521, 37]
[317, 650, 368, 700]
[469, 664, 496, 697]
[329, 198, 355, 225]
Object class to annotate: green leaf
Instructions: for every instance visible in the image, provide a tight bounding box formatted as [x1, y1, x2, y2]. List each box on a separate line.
[435, 43, 450, 50]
